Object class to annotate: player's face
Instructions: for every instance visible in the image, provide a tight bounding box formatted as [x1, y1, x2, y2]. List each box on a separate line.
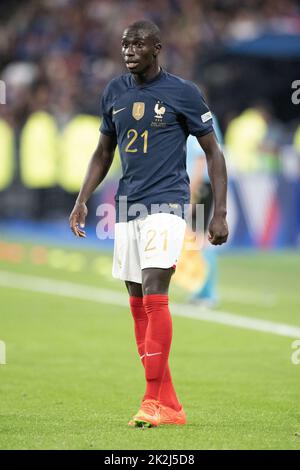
[121, 30, 159, 74]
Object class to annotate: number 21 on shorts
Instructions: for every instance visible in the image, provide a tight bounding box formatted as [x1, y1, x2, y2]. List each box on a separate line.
[144, 229, 168, 253]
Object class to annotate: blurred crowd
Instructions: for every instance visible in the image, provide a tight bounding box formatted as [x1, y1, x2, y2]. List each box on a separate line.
[1, 0, 300, 125]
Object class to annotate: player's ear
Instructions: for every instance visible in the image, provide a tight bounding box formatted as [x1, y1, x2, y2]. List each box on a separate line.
[153, 43, 162, 57]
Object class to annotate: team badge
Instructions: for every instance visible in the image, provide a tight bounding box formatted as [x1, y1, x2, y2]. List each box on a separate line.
[132, 102, 145, 120]
[154, 102, 166, 119]
[151, 101, 167, 128]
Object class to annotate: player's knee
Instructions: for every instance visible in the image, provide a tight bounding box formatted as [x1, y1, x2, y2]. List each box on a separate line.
[143, 283, 167, 296]
[125, 281, 143, 297]
[142, 268, 174, 296]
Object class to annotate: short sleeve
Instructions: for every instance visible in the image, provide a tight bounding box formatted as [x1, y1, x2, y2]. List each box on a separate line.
[99, 83, 116, 136]
[181, 82, 214, 137]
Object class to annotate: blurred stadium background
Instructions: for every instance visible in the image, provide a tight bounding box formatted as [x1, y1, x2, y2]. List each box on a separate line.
[1, 0, 300, 450]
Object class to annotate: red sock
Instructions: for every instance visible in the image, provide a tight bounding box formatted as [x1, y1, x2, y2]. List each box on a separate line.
[129, 296, 148, 364]
[159, 364, 181, 411]
[142, 294, 172, 402]
[129, 295, 181, 411]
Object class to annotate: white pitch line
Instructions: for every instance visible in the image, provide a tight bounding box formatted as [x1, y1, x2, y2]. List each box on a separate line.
[0, 270, 300, 339]
[171, 303, 300, 338]
[219, 287, 277, 307]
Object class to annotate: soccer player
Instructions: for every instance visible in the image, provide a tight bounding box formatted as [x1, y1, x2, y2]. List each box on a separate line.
[69, 20, 228, 427]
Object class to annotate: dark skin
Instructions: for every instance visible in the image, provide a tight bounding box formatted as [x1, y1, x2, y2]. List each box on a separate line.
[120, 28, 162, 84]
[69, 27, 228, 297]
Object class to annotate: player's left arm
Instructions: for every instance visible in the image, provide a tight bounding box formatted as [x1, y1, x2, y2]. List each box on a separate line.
[197, 132, 229, 245]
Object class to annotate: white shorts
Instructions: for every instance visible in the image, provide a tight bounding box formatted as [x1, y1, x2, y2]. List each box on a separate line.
[112, 213, 187, 283]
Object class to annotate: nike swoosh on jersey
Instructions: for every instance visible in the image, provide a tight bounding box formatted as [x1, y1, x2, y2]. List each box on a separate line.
[112, 107, 126, 115]
[146, 352, 162, 357]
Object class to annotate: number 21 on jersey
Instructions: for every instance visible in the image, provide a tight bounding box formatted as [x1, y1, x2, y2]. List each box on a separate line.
[125, 129, 148, 154]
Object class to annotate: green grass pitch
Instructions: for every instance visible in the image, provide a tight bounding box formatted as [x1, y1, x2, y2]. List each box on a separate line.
[0, 239, 300, 449]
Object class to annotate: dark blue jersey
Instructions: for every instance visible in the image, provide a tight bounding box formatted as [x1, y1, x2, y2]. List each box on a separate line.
[100, 68, 213, 221]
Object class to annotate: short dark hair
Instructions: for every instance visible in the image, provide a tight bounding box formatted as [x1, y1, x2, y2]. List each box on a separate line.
[126, 20, 161, 43]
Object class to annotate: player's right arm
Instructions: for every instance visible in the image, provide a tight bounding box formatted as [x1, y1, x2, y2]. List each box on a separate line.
[69, 132, 117, 237]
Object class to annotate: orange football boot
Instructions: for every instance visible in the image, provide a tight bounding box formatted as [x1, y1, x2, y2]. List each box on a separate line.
[159, 404, 187, 425]
[128, 399, 160, 428]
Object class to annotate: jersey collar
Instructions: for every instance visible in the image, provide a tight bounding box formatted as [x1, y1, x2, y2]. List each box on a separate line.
[130, 67, 165, 88]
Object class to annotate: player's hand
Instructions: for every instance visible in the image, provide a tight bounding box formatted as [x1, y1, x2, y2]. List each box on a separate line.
[69, 202, 88, 238]
[208, 214, 228, 245]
